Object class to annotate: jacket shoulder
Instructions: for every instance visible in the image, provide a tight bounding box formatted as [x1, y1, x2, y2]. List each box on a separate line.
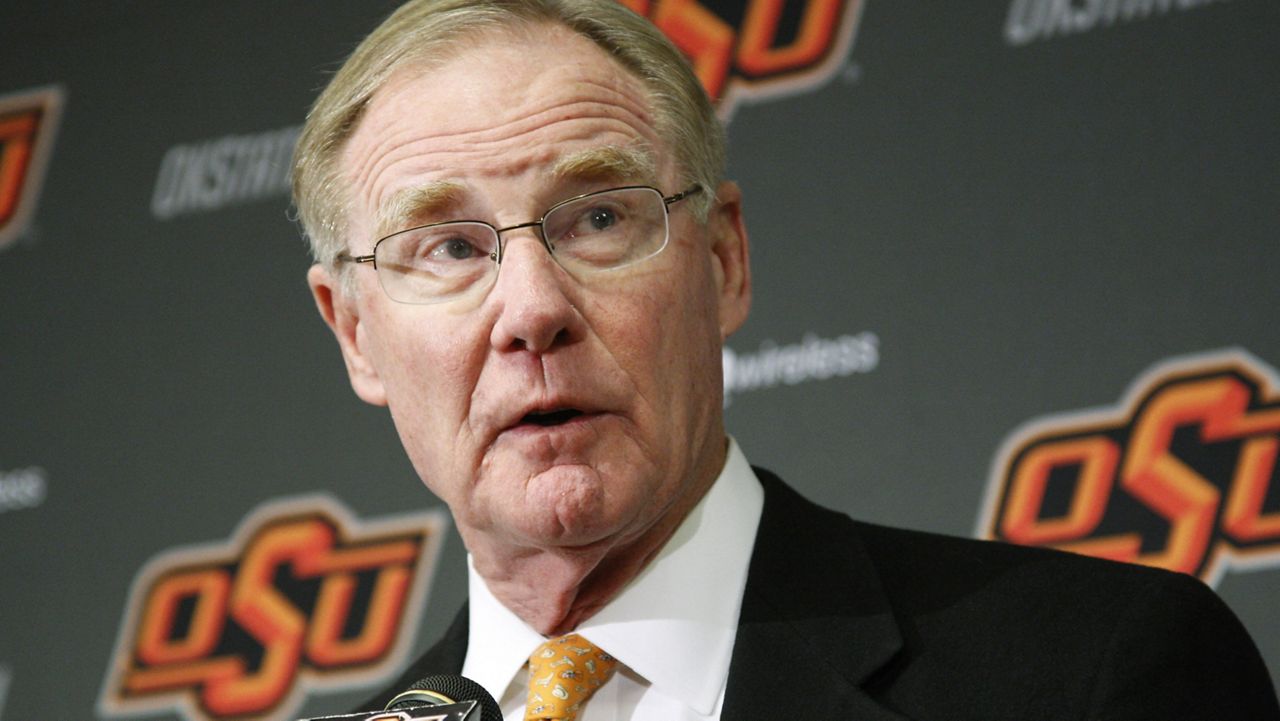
[750, 467, 1280, 719]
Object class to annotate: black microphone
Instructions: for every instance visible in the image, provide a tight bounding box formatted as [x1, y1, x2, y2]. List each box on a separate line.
[295, 674, 502, 721]
[385, 674, 503, 721]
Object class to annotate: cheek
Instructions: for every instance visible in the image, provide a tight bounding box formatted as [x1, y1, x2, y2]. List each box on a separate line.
[656, 245, 721, 344]
[611, 259, 722, 408]
[365, 311, 484, 446]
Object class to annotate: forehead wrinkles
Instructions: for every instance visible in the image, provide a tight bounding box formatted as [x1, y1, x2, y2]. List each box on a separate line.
[346, 70, 663, 218]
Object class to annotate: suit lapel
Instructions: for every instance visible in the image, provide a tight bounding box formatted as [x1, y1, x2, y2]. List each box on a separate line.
[722, 470, 913, 721]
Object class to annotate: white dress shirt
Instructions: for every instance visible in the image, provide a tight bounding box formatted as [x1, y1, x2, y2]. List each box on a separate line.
[460, 438, 764, 721]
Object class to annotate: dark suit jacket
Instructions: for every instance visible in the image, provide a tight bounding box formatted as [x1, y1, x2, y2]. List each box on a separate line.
[363, 469, 1280, 719]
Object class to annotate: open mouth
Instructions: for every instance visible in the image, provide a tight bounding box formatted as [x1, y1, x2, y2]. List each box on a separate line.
[520, 408, 585, 427]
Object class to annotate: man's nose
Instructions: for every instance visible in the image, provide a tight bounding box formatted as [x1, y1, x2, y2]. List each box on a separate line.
[487, 232, 582, 354]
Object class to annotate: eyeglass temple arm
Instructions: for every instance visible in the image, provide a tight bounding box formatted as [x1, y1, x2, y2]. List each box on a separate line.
[664, 185, 703, 206]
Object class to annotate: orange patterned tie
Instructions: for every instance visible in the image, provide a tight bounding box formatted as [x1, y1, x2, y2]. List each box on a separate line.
[524, 633, 619, 721]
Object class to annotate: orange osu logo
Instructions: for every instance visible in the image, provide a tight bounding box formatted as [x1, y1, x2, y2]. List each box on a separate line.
[620, 0, 866, 118]
[99, 495, 448, 721]
[0, 85, 63, 251]
[979, 350, 1280, 586]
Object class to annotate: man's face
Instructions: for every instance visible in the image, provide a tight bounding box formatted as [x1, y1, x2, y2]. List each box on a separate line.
[310, 25, 750, 558]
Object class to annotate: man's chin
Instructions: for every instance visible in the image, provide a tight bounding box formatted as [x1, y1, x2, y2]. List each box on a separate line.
[512, 463, 615, 543]
[467, 463, 630, 552]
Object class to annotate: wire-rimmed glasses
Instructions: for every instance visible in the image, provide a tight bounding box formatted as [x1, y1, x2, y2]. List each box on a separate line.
[338, 185, 702, 304]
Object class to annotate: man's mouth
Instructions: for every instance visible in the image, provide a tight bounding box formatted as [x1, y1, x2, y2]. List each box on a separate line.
[519, 408, 585, 427]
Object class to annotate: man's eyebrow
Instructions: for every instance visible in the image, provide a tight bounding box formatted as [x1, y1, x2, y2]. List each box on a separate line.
[376, 180, 467, 239]
[551, 145, 658, 185]
[371, 146, 655, 239]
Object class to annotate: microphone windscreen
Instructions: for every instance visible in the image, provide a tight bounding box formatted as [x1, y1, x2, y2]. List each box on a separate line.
[386, 674, 503, 721]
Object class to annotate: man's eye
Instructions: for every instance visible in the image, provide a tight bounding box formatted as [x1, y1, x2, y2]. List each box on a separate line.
[585, 207, 617, 232]
[429, 236, 481, 261]
[567, 205, 625, 237]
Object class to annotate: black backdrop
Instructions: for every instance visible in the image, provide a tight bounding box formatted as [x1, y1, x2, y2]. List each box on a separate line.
[2, 2, 1278, 719]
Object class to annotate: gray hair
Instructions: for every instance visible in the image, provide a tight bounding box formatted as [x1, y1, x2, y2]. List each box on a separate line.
[291, 0, 726, 272]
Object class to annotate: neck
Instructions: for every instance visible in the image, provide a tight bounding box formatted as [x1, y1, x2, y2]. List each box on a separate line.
[474, 541, 661, 635]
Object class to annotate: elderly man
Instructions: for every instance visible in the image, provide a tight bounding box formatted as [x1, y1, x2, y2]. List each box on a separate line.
[293, 0, 1279, 719]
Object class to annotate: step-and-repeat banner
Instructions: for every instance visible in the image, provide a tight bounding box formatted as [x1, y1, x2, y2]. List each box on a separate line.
[3, 1, 1278, 718]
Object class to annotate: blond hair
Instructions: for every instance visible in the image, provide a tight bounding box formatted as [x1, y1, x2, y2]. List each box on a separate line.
[291, 0, 726, 269]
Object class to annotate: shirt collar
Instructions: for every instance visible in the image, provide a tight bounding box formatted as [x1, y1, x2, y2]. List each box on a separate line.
[461, 437, 764, 715]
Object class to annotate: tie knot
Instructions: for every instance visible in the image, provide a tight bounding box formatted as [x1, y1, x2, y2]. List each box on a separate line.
[524, 633, 618, 721]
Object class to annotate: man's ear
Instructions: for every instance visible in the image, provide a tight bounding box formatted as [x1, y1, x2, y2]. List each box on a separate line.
[307, 264, 388, 406]
[707, 181, 752, 339]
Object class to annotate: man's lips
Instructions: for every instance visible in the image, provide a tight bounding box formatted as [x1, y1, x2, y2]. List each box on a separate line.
[517, 408, 586, 427]
[481, 385, 624, 440]
[493, 399, 604, 436]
